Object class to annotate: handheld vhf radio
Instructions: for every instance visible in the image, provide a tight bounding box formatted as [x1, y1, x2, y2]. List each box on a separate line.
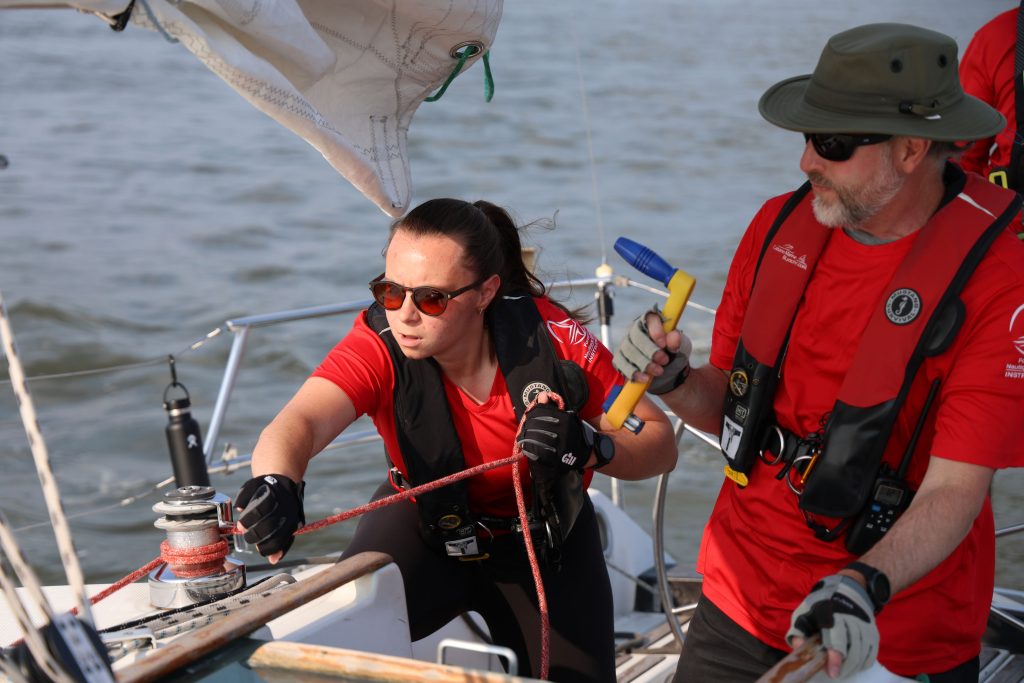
[843, 378, 941, 554]
[604, 238, 695, 433]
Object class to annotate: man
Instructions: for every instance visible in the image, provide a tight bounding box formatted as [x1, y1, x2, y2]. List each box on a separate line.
[615, 23, 1024, 683]
[959, 6, 1020, 189]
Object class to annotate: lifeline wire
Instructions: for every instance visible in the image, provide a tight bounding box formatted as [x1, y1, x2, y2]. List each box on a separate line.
[0, 294, 93, 629]
[0, 326, 223, 386]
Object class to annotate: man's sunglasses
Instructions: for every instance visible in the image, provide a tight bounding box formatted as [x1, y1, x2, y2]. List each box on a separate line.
[368, 273, 487, 316]
[803, 133, 892, 162]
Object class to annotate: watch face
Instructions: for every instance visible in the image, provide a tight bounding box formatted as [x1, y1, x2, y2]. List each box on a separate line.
[595, 433, 614, 466]
[870, 572, 891, 606]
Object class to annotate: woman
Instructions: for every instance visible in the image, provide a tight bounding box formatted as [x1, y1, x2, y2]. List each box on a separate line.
[235, 198, 676, 682]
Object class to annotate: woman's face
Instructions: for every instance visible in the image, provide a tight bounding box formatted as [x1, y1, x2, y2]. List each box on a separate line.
[382, 229, 498, 363]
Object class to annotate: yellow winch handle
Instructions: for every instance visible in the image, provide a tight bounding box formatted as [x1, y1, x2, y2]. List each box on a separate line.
[605, 238, 696, 432]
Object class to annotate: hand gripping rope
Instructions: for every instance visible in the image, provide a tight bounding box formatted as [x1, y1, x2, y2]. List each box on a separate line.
[52, 392, 565, 681]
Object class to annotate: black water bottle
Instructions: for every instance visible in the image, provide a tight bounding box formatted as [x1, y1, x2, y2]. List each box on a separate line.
[163, 360, 211, 487]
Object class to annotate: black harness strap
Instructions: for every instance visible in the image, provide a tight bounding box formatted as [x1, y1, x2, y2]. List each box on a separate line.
[367, 295, 587, 558]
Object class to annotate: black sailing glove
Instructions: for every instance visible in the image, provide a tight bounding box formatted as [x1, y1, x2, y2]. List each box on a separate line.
[235, 474, 305, 559]
[786, 575, 879, 679]
[516, 404, 590, 474]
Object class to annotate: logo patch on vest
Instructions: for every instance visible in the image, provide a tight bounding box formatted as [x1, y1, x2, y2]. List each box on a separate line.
[1007, 303, 1024, 379]
[721, 416, 743, 461]
[547, 318, 600, 362]
[885, 288, 921, 325]
[522, 382, 552, 407]
[438, 514, 462, 530]
[728, 369, 749, 397]
[771, 243, 808, 270]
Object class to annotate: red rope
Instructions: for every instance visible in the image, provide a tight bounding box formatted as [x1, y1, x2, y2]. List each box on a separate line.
[71, 394, 564, 681]
[71, 539, 228, 615]
[160, 539, 230, 578]
[297, 454, 522, 535]
[511, 439, 551, 680]
[509, 393, 563, 680]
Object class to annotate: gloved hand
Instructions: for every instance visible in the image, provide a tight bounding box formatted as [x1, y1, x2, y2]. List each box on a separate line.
[613, 306, 692, 395]
[786, 575, 878, 679]
[235, 474, 305, 560]
[516, 403, 590, 473]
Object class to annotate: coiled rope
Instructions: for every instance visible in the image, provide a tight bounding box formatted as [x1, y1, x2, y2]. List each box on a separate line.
[72, 394, 563, 680]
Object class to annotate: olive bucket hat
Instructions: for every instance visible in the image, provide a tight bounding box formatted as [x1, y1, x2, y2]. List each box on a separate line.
[758, 23, 1004, 141]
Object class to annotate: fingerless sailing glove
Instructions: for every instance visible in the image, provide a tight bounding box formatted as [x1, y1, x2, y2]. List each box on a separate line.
[516, 404, 590, 473]
[786, 574, 879, 679]
[613, 306, 692, 395]
[235, 474, 305, 559]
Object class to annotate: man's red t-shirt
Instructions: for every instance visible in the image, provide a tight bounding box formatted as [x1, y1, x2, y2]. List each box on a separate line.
[701, 185, 1024, 674]
[312, 297, 620, 518]
[960, 8, 1017, 179]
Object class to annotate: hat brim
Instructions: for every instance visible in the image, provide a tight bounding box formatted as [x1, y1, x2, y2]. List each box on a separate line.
[758, 75, 1006, 142]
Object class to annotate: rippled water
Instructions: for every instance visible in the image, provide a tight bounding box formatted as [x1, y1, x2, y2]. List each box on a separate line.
[2, 0, 1021, 588]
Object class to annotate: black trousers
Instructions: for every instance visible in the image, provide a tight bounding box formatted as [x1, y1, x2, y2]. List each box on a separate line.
[673, 594, 979, 683]
[341, 482, 616, 683]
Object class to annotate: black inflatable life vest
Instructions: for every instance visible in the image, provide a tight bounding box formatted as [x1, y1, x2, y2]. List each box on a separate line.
[366, 293, 589, 557]
[720, 171, 1021, 520]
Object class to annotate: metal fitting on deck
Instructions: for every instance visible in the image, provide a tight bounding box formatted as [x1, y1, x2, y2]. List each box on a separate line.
[149, 485, 245, 608]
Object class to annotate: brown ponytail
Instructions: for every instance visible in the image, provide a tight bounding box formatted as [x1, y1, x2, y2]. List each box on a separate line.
[390, 198, 589, 321]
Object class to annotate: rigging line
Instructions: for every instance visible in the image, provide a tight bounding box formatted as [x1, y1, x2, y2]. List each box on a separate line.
[568, 16, 608, 267]
[0, 294, 93, 629]
[0, 513, 74, 683]
[0, 326, 223, 386]
[0, 655, 32, 683]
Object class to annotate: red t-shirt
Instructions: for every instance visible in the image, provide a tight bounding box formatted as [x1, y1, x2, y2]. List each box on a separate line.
[312, 297, 619, 518]
[702, 188, 1024, 674]
[960, 9, 1017, 178]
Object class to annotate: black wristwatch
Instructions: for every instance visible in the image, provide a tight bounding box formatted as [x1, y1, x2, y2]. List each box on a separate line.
[589, 431, 615, 469]
[845, 561, 891, 614]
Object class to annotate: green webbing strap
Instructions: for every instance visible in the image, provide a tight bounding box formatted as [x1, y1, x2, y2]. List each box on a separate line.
[482, 51, 494, 102]
[425, 46, 494, 103]
[914, 675, 930, 682]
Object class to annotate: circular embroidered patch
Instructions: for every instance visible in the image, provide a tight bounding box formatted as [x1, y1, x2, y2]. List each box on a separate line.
[728, 369, 749, 397]
[438, 514, 462, 530]
[885, 288, 922, 325]
[522, 381, 552, 406]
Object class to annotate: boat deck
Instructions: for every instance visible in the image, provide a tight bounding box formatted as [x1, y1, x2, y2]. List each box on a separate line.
[611, 574, 1024, 683]
[983, 647, 1024, 682]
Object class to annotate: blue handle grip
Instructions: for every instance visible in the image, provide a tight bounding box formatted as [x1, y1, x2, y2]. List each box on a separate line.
[614, 237, 676, 287]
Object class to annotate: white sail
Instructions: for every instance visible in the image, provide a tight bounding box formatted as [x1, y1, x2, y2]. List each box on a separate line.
[1, 0, 503, 217]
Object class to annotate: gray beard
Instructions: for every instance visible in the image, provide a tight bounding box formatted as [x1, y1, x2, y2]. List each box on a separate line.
[808, 149, 904, 231]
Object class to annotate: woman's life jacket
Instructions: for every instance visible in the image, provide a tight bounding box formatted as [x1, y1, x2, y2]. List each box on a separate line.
[366, 293, 589, 560]
[720, 172, 1021, 525]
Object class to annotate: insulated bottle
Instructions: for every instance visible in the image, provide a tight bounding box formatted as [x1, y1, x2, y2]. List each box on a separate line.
[164, 393, 211, 487]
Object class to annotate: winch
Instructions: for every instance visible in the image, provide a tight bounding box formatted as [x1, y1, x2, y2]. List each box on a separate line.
[148, 485, 245, 608]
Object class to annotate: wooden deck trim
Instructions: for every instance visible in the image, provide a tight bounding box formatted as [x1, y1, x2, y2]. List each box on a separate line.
[247, 641, 541, 682]
[115, 551, 393, 683]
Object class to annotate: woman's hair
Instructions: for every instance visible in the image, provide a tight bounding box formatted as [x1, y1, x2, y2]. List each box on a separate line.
[388, 198, 589, 321]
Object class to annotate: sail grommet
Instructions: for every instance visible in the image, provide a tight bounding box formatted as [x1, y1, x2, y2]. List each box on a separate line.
[449, 41, 484, 59]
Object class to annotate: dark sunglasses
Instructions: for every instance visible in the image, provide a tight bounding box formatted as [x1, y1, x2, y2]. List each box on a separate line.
[803, 133, 892, 162]
[368, 273, 487, 316]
